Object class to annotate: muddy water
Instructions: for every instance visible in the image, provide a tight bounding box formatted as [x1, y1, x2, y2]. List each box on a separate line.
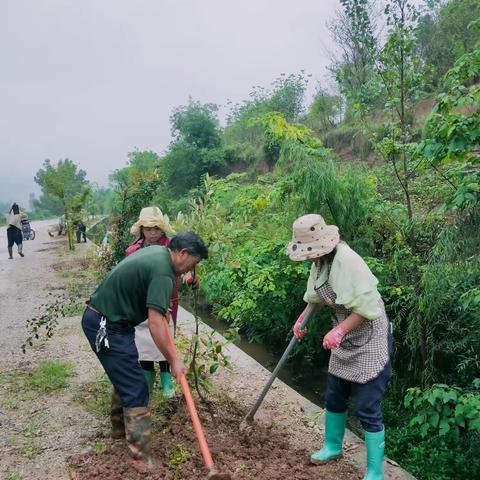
[188, 304, 328, 407]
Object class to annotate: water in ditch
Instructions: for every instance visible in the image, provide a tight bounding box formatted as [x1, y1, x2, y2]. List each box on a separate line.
[190, 304, 328, 407]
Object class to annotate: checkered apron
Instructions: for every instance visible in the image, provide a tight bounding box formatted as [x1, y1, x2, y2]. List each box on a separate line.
[315, 274, 390, 384]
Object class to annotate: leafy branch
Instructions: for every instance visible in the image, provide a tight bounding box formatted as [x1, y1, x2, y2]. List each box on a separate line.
[22, 296, 83, 353]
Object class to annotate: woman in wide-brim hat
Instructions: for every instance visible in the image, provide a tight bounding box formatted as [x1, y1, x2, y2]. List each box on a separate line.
[125, 207, 179, 399]
[287, 214, 392, 480]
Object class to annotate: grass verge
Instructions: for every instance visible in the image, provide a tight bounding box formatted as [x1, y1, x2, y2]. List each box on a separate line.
[27, 360, 74, 393]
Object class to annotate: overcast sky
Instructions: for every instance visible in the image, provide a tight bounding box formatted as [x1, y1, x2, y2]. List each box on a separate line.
[1, 0, 342, 206]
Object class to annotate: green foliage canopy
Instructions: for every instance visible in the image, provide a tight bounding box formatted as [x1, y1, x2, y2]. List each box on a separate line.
[34, 159, 91, 248]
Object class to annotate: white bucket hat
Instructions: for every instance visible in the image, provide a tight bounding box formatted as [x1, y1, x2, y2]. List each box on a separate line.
[286, 214, 340, 261]
[130, 207, 173, 237]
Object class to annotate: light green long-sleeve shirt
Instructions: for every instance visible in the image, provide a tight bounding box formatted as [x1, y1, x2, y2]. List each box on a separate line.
[303, 242, 382, 320]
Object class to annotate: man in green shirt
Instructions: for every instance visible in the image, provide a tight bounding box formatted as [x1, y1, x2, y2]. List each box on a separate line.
[82, 231, 208, 470]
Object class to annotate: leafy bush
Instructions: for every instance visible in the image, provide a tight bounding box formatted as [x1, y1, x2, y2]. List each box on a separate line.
[384, 381, 480, 480]
[322, 124, 372, 160]
[386, 422, 480, 480]
[205, 239, 309, 343]
[404, 381, 480, 437]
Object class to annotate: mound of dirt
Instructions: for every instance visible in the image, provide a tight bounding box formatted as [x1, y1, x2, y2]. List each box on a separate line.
[68, 397, 360, 480]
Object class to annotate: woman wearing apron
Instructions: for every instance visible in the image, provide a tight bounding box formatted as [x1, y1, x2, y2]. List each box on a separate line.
[125, 206, 179, 398]
[287, 214, 392, 480]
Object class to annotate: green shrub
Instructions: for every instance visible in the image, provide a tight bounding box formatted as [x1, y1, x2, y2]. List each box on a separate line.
[404, 381, 480, 438]
[387, 424, 480, 480]
[323, 124, 374, 160]
[205, 239, 309, 344]
[384, 392, 480, 480]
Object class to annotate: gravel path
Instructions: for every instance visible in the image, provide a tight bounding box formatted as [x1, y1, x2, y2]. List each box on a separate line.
[0, 221, 103, 480]
[0, 219, 62, 364]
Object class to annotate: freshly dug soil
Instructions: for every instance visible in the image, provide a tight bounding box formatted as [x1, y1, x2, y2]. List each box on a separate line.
[68, 396, 360, 480]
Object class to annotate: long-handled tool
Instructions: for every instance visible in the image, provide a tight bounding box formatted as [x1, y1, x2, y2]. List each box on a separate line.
[244, 303, 318, 424]
[165, 327, 231, 480]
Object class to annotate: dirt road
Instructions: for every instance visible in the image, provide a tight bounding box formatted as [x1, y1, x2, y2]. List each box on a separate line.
[0, 221, 102, 480]
[0, 219, 60, 362]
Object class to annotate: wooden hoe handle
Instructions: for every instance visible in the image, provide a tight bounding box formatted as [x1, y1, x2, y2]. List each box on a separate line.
[179, 373, 215, 470]
[164, 324, 215, 471]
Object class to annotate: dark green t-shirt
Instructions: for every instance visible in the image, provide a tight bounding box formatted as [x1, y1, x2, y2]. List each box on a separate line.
[90, 246, 175, 325]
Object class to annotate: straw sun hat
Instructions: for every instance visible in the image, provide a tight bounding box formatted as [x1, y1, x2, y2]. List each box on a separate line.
[286, 214, 340, 261]
[130, 207, 173, 237]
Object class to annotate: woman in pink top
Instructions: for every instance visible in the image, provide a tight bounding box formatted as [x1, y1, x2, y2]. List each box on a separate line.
[126, 207, 179, 398]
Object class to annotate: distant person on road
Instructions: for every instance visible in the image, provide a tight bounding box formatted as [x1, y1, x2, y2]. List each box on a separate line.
[76, 220, 87, 243]
[20, 213, 31, 241]
[82, 231, 208, 471]
[58, 217, 66, 236]
[287, 214, 392, 480]
[5, 203, 24, 259]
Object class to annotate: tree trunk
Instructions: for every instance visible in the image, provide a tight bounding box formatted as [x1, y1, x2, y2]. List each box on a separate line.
[399, 2, 413, 221]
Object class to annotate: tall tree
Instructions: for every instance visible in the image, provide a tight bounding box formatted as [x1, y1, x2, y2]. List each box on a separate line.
[419, 35, 480, 211]
[31, 192, 64, 217]
[170, 99, 221, 149]
[375, 0, 423, 220]
[416, 0, 480, 86]
[227, 73, 309, 127]
[108, 151, 164, 263]
[126, 150, 161, 172]
[34, 159, 90, 249]
[164, 100, 225, 195]
[328, 0, 381, 115]
[302, 86, 343, 133]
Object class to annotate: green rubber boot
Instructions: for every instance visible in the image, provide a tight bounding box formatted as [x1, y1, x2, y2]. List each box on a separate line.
[311, 410, 347, 464]
[142, 370, 155, 394]
[363, 428, 385, 480]
[159, 372, 175, 398]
